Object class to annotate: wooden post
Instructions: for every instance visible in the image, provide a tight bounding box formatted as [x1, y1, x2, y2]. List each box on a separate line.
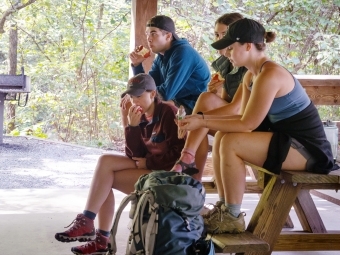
[130, 0, 157, 75]
[0, 93, 4, 144]
[7, 24, 18, 133]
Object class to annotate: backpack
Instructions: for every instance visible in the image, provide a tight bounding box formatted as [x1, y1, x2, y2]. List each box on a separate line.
[107, 170, 206, 255]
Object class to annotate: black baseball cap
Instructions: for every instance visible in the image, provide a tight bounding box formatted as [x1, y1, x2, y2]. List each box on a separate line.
[146, 15, 180, 40]
[211, 18, 265, 50]
[122, 74, 156, 97]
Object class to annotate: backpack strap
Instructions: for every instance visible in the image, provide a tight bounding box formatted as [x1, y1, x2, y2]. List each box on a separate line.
[127, 191, 151, 255]
[109, 193, 136, 255]
[144, 192, 158, 255]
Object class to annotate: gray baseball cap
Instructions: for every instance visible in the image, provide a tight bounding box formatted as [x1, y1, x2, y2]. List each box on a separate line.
[122, 74, 156, 97]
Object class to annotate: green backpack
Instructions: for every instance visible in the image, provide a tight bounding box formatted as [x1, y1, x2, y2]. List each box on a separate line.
[108, 170, 206, 255]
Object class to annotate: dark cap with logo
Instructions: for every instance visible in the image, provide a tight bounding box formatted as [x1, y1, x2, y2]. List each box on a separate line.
[146, 15, 180, 40]
[122, 74, 156, 97]
[211, 18, 265, 50]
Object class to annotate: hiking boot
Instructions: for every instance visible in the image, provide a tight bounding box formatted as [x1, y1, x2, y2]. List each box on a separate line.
[204, 204, 245, 234]
[55, 214, 95, 242]
[71, 230, 109, 255]
[202, 200, 224, 219]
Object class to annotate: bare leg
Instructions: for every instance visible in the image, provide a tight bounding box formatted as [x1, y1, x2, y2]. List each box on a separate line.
[84, 154, 150, 231]
[211, 131, 226, 199]
[218, 132, 307, 204]
[172, 92, 228, 177]
[191, 135, 209, 180]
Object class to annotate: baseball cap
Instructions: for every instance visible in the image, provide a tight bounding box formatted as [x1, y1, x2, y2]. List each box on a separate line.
[146, 15, 180, 40]
[211, 18, 265, 50]
[122, 74, 156, 97]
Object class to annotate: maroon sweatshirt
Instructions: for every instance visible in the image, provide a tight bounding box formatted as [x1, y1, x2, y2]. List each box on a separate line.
[125, 98, 185, 170]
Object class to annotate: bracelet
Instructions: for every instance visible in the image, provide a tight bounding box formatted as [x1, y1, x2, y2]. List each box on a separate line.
[197, 111, 204, 119]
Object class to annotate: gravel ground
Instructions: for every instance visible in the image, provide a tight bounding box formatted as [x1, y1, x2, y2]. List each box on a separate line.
[1, 135, 338, 190]
[0, 136, 124, 189]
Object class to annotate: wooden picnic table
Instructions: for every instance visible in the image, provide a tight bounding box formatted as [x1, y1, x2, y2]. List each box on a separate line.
[204, 74, 340, 254]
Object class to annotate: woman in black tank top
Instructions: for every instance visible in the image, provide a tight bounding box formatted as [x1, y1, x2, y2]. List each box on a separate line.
[175, 18, 335, 235]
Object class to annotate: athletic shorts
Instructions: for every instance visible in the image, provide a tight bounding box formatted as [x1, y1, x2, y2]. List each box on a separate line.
[291, 138, 317, 171]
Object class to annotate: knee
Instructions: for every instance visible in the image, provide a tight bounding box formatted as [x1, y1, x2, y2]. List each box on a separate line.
[219, 133, 237, 152]
[96, 154, 113, 168]
[193, 92, 218, 112]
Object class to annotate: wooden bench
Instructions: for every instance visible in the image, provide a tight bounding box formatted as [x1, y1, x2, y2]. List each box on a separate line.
[208, 231, 269, 254]
[202, 75, 340, 254]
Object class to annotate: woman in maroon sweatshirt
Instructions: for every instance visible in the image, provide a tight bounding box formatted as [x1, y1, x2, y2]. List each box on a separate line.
[55, 73, 184, 255]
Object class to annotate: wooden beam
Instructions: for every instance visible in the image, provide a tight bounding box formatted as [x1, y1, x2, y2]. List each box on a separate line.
[296, 75, 340, 105]
[274, 231, 340, 251]
[130, 0, 157, 74]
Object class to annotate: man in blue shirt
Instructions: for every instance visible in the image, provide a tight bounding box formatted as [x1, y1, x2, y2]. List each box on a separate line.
[121, 15, 210, 127]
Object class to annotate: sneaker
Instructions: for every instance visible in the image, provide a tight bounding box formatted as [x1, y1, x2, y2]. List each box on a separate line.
[204, 204, 245, 234]
[71, 230, 109, 255]
[55, 214, 95, 242]
[202, 201, 224, 218]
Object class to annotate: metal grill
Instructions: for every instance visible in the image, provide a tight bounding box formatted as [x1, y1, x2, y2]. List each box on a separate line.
[0, 67, 31, 144]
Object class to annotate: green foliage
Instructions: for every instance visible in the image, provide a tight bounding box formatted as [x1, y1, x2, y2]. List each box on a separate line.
[1, 0, 130, 146]
[0, 0, 339, 147]
[161, 0, 340, 75]
[10, 122, 48, 138]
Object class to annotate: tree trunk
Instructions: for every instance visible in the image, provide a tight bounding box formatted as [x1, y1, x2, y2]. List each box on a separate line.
[7, 24, 18, 133]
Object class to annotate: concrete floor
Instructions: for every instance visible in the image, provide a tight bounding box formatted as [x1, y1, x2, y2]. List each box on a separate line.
[1, 188, 340, 255]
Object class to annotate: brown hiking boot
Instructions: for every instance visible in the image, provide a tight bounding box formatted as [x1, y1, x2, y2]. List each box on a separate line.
[71, 230, 109, 255]
[204, 204, 245, 234]
[55, 214, 95, 242]
[202, 200, 224, 218]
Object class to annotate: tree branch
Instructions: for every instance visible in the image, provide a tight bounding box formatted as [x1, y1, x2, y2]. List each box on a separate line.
[77, 12, 129, 77]
[0, 0, 37, 34]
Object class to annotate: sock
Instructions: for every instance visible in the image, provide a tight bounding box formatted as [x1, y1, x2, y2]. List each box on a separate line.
[98, 229, 110, 237]
[219, 197, 225, 203]
[83, 210, 96, 220]
[226, 203, 241, 218]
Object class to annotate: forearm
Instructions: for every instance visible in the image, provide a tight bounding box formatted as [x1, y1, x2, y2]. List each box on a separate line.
[203, 118, 252, 133]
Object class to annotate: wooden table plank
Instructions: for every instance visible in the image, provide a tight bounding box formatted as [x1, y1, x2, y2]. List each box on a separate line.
[209, 231, 269, 253]
[281, 170, 340, 184]
[274, 231, 340, 251]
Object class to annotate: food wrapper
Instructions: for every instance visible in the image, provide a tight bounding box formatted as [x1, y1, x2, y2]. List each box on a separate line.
[136, 45, 151, 58]
[176, 105, 186, 139]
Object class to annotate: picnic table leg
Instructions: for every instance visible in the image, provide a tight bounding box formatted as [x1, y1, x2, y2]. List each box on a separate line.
[293, 189, 327, 233]
[238, 175, 301, 255]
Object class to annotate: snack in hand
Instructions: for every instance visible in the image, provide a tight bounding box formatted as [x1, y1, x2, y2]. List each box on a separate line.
[211, 72, 225, 82]
[176, 105, 187, 139]
[136, 45, 151, 58]
[136, 106, 143, 113]
[209, 72, 225, 94]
